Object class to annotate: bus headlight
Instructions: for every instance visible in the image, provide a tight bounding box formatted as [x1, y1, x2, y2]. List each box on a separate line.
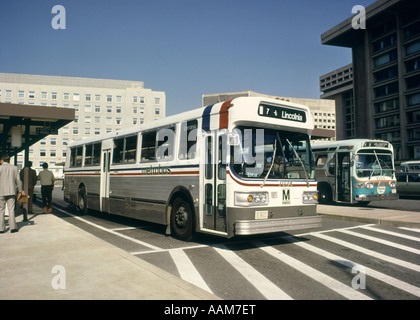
[365, 182, 374, 189]
[235, 192, 269, 207]
[389, 181, 397, 188]
[302, 191, 318, 204]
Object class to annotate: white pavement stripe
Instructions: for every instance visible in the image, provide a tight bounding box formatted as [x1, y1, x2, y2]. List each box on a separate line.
[252, 241, 371, 300]
[399, 227, 420, 234]
[338, 229, 420, 255]
[169, 249, 213, 294]
[212, 244, 293, 300]
[54, 207, 161, 251]
[285, 236, 420, 298]
[360, 225, 420, 242]
[313, 233, 420, 273]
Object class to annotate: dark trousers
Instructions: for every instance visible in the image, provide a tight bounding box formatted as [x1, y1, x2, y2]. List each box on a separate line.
[41, 185, 53, 209]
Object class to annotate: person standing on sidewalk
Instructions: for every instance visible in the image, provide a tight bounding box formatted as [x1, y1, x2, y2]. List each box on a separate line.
[38, 162, 55, 213]
[0, 155, 24, 233]
[19, 161, 38, 215]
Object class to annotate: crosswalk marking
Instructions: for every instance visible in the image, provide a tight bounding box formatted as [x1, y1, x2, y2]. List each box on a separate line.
[251, 240, 371, 300]
[284, 236, 420, 298]
[360, 225, 420, 242]
[169, 249, 213, 294]
[212, 244, 293, 300]
[338, 229, 420, 255]
[312, 232, 420, 272]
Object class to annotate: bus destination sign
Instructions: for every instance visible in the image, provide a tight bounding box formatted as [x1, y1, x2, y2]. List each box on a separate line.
[258, 104, 306, 123]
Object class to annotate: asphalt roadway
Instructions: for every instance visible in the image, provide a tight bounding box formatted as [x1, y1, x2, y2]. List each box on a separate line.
[0, 194, 419, 300]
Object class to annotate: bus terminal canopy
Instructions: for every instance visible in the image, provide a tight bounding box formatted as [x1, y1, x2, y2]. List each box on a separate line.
[0, 102, 75, 160]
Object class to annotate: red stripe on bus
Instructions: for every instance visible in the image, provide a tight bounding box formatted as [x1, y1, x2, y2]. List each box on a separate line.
[219, 100, 232, 129]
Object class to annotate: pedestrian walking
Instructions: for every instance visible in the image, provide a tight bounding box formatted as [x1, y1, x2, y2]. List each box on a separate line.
[38, 162, 55, 213]
[19, 161, 38, 215]
[0, 155, 24, 233]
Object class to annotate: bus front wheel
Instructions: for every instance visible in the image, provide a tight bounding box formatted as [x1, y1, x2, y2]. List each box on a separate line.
[171, 198, 193, 241]
[77, 187, 88, 216]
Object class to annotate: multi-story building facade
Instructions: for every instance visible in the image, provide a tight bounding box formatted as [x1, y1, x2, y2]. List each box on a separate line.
[321, 0, 420, 161]
[0, 73, 166, 174]
[320, 64, 354, 140]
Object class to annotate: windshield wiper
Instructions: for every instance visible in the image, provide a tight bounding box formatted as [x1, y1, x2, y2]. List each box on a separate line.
[369, 150, 383, 179]
[261, 140, 277, 188]
[286, 139, 309, 187]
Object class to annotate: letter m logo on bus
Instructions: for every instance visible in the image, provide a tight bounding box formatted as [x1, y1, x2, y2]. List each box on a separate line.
[282, 189, 290, 205]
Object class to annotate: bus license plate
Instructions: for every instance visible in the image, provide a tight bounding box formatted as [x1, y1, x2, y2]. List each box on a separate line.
[255, 210, 268, 220]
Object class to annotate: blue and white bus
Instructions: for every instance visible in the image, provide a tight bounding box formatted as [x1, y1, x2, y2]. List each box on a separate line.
[312, 139, 398, 205]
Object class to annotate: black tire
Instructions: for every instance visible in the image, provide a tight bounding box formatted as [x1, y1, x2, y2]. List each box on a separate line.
[77, 187, 88, 215]
[171, 198, 194, 241]
[318, 185, 332, 204]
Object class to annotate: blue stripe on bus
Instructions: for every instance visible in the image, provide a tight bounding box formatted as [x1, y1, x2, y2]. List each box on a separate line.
[202, 104, 214, 131]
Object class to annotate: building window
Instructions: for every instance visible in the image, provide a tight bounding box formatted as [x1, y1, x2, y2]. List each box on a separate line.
[375, 99, 399, 113]
[85, 128, 91, 135]
[85, 116, 91, 124]
[376, 115, 400, 129]
[155, 108, 160, 115]
[94, 116, 100, 124]
[85, 105, 91, 112]
[85, 94, 91, 101]
[50, 150, 56, 157]
[28, 91, 35, 99]
[40, 150, 46, 157]
[63, 93, 70, 100]
[374, 50, 397, 68]
[408, 93, 420, 106]
[133, 118, 137, 125]
[373, 34, 397, 53]
[95, 105, 101, 112]
[107, 95, 112, 102]
[116, 117, 122, 125]
[73, 127, 79, 135]
[407, 74, 420, 90]
[374, 82, 399, 98]
[107, 106, 112, 113]
[6, 90, 12, 98]
[18, 91, 24, 99]
[95, 128, 100, 135]
[133, 96, 138, 103]
[140, 97, 145, 104]
[106, 117, 112, 124]
[73, 93, 80, 101]
[155, 97, 160, 105]
[406, 57, 420, 73]
[373, 66, 398, 83]
[116, 96, 122, 103]
[95, 94, 101, 101]
[50, 138, 57, 146]
[116, 106, 121, 113]
[41, 92, 47, 100]
[406, 40, 420, 56]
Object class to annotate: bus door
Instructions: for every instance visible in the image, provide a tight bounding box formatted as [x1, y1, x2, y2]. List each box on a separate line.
[337, 152, 351, 202]
[201, 131, 227, 233]
[100, 149, 111, 212]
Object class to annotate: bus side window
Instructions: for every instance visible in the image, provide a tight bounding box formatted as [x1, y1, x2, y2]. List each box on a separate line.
[316, 154, 328, 168]
[113, 137, 124, 164]
[141, 131, 157, 162]
[179, 120, 197, 160]
[328, 155, 336, 175]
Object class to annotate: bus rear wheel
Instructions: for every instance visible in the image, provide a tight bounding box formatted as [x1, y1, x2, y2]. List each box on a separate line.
[171, 198, 193, 241]
[318, 186, 332, 204]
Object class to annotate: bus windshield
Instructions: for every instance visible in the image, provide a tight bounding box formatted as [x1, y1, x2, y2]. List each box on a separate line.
[355, 149, 394, 178]
[230, 127, 314, 180]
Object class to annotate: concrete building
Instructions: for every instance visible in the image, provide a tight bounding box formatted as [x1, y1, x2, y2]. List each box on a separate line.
[320, 64, 354, 140]
[203, 91, 336, 140]
[321, 0, 420, 161]
[0, 73, 166, 175]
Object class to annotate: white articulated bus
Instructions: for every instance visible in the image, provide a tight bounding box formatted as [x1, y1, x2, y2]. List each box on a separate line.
[312, 139, 398, 205]
[64, 97, 321, 240]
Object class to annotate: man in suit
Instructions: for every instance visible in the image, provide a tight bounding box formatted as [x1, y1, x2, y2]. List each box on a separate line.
[0, 155, 24, 233]
[19, 161, 38, 215]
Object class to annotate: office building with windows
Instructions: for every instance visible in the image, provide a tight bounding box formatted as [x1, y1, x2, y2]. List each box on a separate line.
[0, 73, 166, 174]
[321, 0, 420, 161]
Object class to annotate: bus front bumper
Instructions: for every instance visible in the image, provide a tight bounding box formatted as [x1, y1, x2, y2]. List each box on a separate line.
[354, 193, 399, 202]
[234, 215, 322, 236]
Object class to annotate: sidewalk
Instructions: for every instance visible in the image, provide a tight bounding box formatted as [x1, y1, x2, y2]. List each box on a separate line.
[317, 204, 420, 228]
[0, 210, 219, 300]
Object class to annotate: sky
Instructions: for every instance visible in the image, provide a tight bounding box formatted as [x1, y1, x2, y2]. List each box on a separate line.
[1, 0, 376, 116]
